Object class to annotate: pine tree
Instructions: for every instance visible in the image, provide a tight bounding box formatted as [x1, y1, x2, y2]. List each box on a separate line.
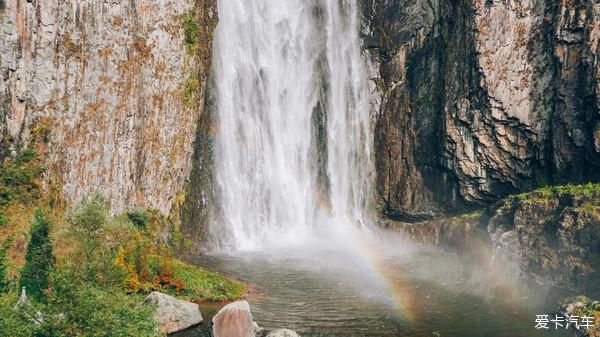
[19, 209, 54, 303]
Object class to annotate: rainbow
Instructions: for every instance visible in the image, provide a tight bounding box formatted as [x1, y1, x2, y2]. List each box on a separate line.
[342, 226, 418, 322]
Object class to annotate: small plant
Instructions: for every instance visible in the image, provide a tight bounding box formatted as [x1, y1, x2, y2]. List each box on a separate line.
[183, 75, 199, 107]
[182, 13, 199, 53]
[0, 212, 7, 227]
[19, 209, 54, 303]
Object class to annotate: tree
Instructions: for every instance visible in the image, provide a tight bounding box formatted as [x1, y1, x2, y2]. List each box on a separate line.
[19, 209, 54, 303]
[0, 237, 12, 292]
[67, 194, 110, 282]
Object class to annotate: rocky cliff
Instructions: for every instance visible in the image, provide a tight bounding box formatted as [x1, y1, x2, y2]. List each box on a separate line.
[362, 0, 600, 220]
[0, 0, 217, 216]
[383, 183, 600, 292]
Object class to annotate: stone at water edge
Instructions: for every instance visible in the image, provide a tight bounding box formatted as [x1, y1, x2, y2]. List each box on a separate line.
[267, 328, 301, 337]
[212, 300, 255, 337]
[143, 291, 203, 334]
[253, 321, 266, 336]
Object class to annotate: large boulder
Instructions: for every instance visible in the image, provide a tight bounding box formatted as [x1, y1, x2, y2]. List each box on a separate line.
[212, 300, 255, 337]
[267, 329, 300, 337]
[144, 291, 203, 334]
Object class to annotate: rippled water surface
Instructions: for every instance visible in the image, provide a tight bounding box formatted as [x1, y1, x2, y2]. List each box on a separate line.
[186, 236, 573, 337]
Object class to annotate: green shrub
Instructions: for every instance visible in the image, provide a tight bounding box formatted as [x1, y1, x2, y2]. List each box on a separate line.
[127, 209, 151, 230]
[182, 14, 199, 53]
[0, 237, 13, 293]
[0, 211, 7, 226]
[19, 209, 54, 303]
[0, 292, 39, 337]
[41, 268, 157, 337]
[0, 148, 44, 206]
[67, 194, 111, 282]
[68, 194, 110, 235]
[1, 269, 158, 337]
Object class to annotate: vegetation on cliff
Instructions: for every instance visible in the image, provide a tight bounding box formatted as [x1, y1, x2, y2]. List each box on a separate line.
[0, 141, 244, 336]
[562, 296, 600, 337]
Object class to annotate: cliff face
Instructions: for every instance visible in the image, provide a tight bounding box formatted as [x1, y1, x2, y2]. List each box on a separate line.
[0, 0, 216, 215]
[362, 0, 600, 220]
[382, 184, 600, 291]
[488, 185, 600, 291]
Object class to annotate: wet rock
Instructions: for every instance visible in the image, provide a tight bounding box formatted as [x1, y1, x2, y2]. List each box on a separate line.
[212, 300, 255, 337]
[144, 291, 203, 334]
[267, 329, 301, 337]
[379, 212, 483, 249]
[253, 321, 266, 336]
[487, 187, 600, 290]
[559, 296, 600, 337]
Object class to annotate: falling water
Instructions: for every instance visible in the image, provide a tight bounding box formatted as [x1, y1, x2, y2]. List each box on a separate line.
[211, 0, 372, 250]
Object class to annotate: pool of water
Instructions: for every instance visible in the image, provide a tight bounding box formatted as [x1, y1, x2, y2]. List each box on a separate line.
[182, 232, 573, 337]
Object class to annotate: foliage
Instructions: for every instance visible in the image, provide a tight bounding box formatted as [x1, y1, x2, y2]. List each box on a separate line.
[512, 183, 600, 202]
[65, 194, 243, 303]
[1, 193, 244, 336]
[0, 211, 8, 226]
[184, 75, 199, 107]
[163, 257, 245, 302]
[566, 296, 600, 337]
[0, 270, 158, 337]
[67, 194, 111, 282]
[127, 209, 151, 230]
[19, 209, 54, 303]
[182, 13, 199, 54]
[115, 230, 153, 293]
[67, 194, 110, 235]
[0, 237, 12, 292]
[40, 268, 157, 337]
[0, 148, 45, 207]
[0, 292, 39, 337]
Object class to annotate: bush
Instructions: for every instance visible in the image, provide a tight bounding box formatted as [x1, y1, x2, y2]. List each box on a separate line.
[0, 237, 12, 292]
[68, 194, 110, 235]
[19, 209, 54, 303]
[0, 148, 44, 206]
[127, 209, 151, 230]
[40, 268, 158, 337]
[0, 292, 39, 337]
[182, 13, 199, 53]
[67, 194, 111, 282]
[0, 270, 158, 337]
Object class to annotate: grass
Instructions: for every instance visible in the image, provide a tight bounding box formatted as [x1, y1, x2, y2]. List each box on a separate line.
[157, 257, 245, 302]
[514, 183, 600, 201]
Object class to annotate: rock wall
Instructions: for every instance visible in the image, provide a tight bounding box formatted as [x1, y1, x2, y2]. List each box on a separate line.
[487, 186, 600, 291]
[383, 184, 600, 291]
[0, 0, 217, 215]
[362, 0, 600, 220]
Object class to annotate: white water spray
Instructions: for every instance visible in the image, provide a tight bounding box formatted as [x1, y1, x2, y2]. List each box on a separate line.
[212, 0, 372, 250]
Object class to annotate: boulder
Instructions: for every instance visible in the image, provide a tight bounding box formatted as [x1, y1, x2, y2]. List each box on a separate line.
[144, 291, 203, 334]
[267, 329, 301, 337]
[253, 321, 265, 336]
[212, 300, 255, 337]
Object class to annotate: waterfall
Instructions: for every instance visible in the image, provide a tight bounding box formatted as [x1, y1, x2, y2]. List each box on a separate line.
[211, 0, 372, 250]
